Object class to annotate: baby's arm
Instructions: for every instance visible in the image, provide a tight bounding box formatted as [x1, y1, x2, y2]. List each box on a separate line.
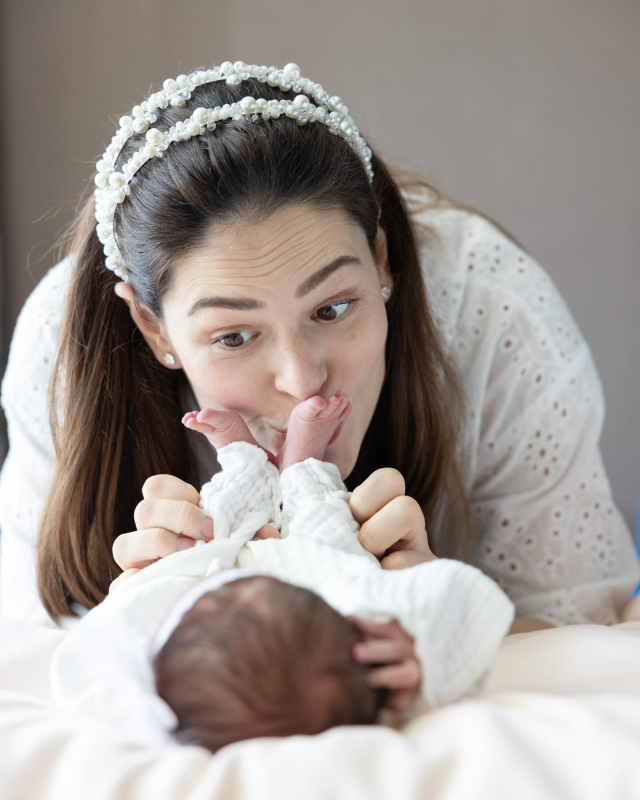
[324, 559, 515, 710]
[392, 560, 515, 708]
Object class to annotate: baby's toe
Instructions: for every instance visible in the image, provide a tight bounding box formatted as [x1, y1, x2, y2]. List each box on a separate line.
[318, 393, 348, 420]
[293, 396, 328, 421]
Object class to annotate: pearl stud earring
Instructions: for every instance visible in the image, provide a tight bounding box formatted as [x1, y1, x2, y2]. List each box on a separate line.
[163, 352, 176, 366]
[381, 285, 392, 302]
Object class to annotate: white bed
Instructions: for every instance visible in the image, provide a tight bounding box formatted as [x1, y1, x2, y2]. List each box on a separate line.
[1, 613, 640, 799]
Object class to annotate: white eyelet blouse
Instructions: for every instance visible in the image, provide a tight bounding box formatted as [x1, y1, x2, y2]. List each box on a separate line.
[1, 201, 637, 628]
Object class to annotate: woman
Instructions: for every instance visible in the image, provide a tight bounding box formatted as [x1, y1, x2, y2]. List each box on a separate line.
[0, 61, 636, 635]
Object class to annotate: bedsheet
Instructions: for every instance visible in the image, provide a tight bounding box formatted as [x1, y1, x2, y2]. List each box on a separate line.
[1, 613, 640, 800]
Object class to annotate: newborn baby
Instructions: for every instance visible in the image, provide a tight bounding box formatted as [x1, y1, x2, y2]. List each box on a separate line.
[154, 393, 383, 751]
[51, 392, 515, 752]
[150, 392, 514, 752]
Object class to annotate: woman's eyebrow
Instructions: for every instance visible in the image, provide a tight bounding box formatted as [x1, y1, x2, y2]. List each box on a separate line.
[187, 255, 362, 316]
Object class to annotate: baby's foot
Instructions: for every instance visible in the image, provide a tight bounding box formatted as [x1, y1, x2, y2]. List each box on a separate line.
[183, 409, 278, 536]
[182, 408, 258, 451]
[276, 391, 351, 471]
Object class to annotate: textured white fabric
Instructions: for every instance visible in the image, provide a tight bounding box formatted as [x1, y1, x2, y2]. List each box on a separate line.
[4, 611, 640, 800]
[1, 201, 637, 628]
[49, 440, 514, 746]
[204, 441, 515, 710]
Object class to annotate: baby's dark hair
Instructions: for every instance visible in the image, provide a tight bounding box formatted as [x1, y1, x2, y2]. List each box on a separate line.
[153, 575, 386, 753]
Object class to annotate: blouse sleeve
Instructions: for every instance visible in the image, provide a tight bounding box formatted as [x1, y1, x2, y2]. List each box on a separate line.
[441, 214, 639, 626]
[0, 257, 72, 627]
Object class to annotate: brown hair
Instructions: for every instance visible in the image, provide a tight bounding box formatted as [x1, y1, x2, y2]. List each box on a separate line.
[154, 576, 385, 752]
[38, 67, 525, 619]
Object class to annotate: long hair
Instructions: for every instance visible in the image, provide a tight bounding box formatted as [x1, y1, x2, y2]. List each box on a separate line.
[37, 70, 521, 619]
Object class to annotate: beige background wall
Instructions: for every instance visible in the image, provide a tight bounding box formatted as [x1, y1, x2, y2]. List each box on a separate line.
[1, 0, 638, 530]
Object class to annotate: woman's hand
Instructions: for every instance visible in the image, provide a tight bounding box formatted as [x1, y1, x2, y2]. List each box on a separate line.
[349, 469, 437, 569]
[113, 463, 432, 573]
[112, 474, 214, 571]
[112, 473, 277, 574]
[348, 615, 421, 712]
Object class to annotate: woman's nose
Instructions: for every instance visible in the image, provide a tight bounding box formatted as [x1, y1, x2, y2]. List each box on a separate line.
[273, 339, 328, 400]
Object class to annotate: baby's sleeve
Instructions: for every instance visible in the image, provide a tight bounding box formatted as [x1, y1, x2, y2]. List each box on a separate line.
[324, 559, 515, 709]
[198, 441, 281, 540]
[401, 559, 515, 708]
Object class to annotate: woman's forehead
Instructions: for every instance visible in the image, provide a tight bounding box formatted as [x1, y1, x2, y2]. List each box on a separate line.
[170, 205, 368, 298]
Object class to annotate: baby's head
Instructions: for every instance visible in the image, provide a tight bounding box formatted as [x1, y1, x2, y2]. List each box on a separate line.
[153, 575, 385, 752]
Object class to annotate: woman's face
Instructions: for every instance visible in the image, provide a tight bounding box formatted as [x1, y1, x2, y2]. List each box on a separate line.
[159, 204, 391, 479]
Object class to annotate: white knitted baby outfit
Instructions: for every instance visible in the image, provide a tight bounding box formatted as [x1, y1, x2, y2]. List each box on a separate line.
[50, 440, 514, 747]
[196, 439, 514, 709]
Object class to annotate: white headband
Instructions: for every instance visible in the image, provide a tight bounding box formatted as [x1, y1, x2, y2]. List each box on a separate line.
[94, 61, 374, 282]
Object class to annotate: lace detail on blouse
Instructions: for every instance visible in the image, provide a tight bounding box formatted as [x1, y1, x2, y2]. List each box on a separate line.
[412, 206, 638, 625]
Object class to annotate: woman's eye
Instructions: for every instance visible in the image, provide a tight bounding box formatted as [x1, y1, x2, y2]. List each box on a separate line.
[210, 330, 254, 349]
[314, 299, 356, 322]
[210, 299, 357, 350]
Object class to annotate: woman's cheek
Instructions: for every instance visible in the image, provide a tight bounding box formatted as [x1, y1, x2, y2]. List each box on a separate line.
[344, 305, 387, 372]
[212, 372, 259, 411]
[181, 349, 253, 411]
[326, 307, 388, 477]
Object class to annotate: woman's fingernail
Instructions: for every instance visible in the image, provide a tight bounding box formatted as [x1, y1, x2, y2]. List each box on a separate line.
[177, 536, 195, 551]
[202, 516, 214, 540]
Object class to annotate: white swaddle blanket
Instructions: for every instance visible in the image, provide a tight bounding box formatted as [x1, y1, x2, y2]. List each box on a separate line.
[51, 441, 514, 746]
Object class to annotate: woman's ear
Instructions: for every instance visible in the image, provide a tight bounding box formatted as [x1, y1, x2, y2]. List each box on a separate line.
[374, 224, 393, 290]
[113, 282, 181, 368]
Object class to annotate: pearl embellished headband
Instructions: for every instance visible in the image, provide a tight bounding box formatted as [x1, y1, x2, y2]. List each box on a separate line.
[94, 61, 374, 282]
